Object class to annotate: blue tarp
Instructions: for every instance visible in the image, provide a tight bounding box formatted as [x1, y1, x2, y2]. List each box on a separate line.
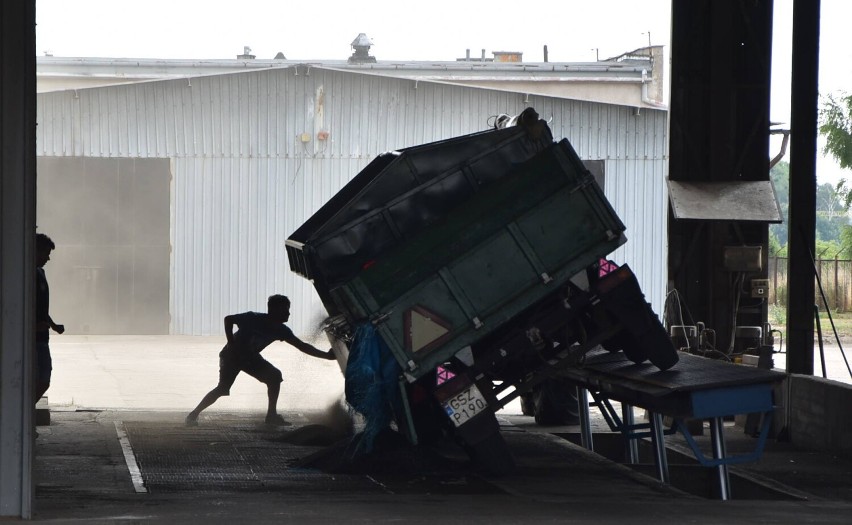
[344, 323, 403, 452]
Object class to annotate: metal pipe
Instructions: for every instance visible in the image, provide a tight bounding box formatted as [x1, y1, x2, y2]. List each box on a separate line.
[649, 412, 669, 484]
[577, 386, 594, 451]
[768, 129, 790, 169]
[709, 417, 731, 500]
[622, 403, 639, 464]
[814, 304, 827, 378]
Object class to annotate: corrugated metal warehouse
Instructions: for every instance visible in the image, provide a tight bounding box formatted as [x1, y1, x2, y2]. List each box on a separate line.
[35, 49, 668, 337]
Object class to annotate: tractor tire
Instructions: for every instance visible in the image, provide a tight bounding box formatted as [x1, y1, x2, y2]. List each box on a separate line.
[604, 329, 647, 364]
[639, 316, 680, 371]
[465, 430, 516, 476]
[532, 378, 580, 426]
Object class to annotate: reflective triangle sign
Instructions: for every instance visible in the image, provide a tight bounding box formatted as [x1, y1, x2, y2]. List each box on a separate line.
[404, 305, 452, 353]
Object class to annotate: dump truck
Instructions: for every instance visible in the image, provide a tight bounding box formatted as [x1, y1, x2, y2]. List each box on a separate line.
[286, 108, 678, 472]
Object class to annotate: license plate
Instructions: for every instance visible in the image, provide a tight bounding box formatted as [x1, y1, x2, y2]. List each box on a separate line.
[442, 384, 489, 427]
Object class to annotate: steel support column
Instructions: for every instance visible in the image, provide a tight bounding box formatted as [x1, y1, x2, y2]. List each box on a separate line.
[0, 0, 37, 518]
[668, 0, 773, 353]
[786, 0, 820, 375]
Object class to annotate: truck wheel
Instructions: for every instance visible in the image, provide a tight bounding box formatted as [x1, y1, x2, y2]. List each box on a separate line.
[464, 430, 516, 476]
[532, 378, 580, 425]
[604, 329, 647, 364]
[520, 392, 536, 416]
[640, 317, 680, 371]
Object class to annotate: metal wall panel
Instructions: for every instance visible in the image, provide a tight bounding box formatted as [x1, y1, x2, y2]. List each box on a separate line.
[37, 67, 668, 336]
[535, 97, 669, 317]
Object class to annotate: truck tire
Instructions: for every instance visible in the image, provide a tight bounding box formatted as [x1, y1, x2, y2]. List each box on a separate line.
[532, 378, 580, 425]
[603, 329, 647, 364]
[520, 392, 536, 416]
[640, 318, 680, 371]
[464, 430, 516, 476]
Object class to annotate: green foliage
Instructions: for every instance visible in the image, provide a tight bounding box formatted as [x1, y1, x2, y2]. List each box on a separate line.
[771, 160, 789, 202]
[769, 161, 789, 246]
[817, 179, 852, 220]
[820, 92, 852, 171]
[840, 225, 852, 258]
[816, 212, 846, 242]
[768, 303, 786, 326]
[763, 93, 852, 256]
[770, 158, 851, 253]
[769, 230, 785, 256]
[815, 239, 842, 258]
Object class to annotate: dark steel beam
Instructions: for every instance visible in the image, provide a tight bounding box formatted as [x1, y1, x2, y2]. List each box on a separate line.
[786, 0, 821, 375]
[0, 0, 37, 519]
[668, 0, 772, 353]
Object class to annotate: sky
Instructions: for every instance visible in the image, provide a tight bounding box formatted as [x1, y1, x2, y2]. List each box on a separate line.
[35, 0, 852, 185]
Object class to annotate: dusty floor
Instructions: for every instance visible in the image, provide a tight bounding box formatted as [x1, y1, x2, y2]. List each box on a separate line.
[31, 408, 852, 524]
[24, 335, 852, 523]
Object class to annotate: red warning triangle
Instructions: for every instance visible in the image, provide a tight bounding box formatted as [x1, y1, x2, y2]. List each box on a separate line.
[404, 305, 453, 353]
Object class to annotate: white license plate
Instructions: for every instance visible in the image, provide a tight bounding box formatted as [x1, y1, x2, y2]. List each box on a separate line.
[442, 384, 489, 427]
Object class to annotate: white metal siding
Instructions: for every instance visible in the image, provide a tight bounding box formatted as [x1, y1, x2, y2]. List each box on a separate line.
[37, 67, 668, 336]
[537, 99, 670, 311]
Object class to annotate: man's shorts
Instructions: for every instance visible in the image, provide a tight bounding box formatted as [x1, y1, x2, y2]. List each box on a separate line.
[216, 345, 283, 394]
[36, 342, 52, 384]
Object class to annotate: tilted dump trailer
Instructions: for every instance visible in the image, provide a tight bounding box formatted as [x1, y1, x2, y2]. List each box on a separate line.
[287, 109, 677, 472]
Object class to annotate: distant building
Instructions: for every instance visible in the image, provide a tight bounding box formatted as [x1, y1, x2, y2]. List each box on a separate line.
[35, 39, 668, 337]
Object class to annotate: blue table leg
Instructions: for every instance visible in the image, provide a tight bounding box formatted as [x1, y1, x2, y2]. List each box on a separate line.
[622, 403, 639, 464]
[649, 412, 670, 483]
[709, 417, 731, 500]
[577, 386, 594, 451]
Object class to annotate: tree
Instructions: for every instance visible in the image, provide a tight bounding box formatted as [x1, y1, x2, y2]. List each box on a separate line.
[769, 160, 850, 251]
[840, 226, 852, 258]
[816, 180, 851, 243]
[820, 92, 852, 171]
[769, 161, 789, 246]
[817, 179, 852, 221]
[815, 239, 842, 259]
[769, 230, 786, 256]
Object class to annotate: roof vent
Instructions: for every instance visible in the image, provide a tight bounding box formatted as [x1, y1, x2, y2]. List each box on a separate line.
[456, 48, 493, 62]
[274, 51, 287, 60]
[237, 46, 256, 60]
[348, 33, 376, 64]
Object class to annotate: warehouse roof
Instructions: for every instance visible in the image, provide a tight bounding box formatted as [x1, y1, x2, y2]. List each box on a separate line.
[37, 44, 665, 109]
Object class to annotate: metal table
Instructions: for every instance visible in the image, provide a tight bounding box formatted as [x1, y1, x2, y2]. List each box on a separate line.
[559, 349, 786, 500]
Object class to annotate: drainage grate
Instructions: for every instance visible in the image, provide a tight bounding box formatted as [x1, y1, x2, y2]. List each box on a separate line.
[121, 419, 375, 494]
[120, 418, 504, 495]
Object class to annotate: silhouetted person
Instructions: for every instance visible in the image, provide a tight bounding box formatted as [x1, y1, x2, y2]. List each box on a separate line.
[35, 233, 64, 405]
[186, 294, 335, 426]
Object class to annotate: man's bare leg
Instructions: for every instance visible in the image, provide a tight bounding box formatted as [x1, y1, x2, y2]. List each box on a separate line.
[186, 388, 224, 425]
[264, 383, 289, 425]
[266, 382, 280, 419]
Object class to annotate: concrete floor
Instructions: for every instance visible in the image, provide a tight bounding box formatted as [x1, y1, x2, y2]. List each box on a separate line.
[29, 335, 852, 523]
[44, 335, 347, 413]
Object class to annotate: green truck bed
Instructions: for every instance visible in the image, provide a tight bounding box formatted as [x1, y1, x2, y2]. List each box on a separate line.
[288, 125, 626, 380]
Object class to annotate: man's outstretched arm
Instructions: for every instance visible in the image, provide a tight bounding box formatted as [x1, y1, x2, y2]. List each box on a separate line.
[283, 334, 336, 360]
[36, 316, 64, 334]
[49, 315, 64, 334]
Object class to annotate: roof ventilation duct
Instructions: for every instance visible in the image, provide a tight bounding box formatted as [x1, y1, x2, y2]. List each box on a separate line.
[237, 46, 255, 59]
[348, 33, 376, 64]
